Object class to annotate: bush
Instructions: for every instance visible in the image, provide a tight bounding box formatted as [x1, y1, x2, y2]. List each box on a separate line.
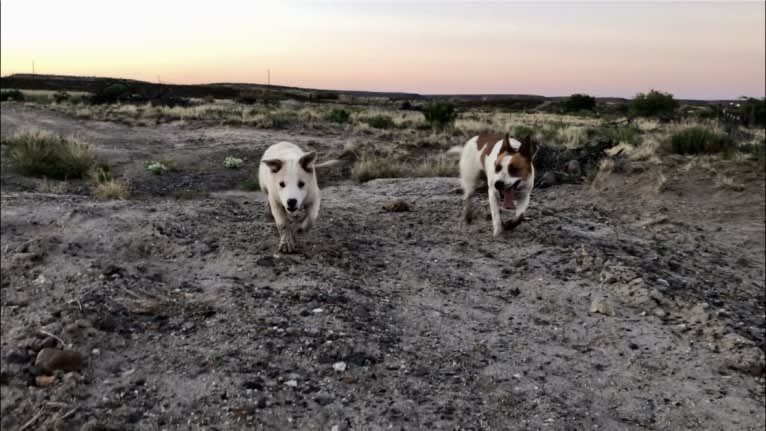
[236, 91, 259, 105]
[324, 108, 351, 123]
[740, 97, 766, 127]
[422, 102, 457, 129]
[629, 90, 679, 118]
[670, 127, 736, 155]
[224, 156, 244, 169]
[564, 94, 596, 112]
[0, 89, 25, 102]
[364, 115, 395, 129]
[3, 131, 102, 179]
[414, 156, 459, 177]
[514, 125, 535, 140]
[89, 167, 129, 199]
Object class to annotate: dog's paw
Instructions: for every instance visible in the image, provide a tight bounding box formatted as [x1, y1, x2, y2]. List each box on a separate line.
[278, 235, 297, 253]
[503, 216, 525, 230]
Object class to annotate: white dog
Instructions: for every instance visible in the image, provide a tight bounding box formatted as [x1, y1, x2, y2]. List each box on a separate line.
[259, 142, 321, 253]
[459, 133, 535, 237]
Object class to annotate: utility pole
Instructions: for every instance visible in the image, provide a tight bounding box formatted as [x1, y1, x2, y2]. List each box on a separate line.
[267, 69, 271, 87]
[32, 60, 35, 74]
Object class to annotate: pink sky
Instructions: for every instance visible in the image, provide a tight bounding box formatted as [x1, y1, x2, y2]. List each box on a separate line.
[1, 1, 764, 99]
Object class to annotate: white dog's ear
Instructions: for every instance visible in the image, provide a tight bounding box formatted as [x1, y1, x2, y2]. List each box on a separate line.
[262, 159, 283, 173]
[299, 152, 317, 172]
[518, 135, 533, 158]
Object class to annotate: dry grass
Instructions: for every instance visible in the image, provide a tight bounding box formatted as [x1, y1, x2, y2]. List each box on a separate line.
[3, 130, 101, 179]
[414, 155, 459, 177]
[36, 178, 69, 193]
[351, 155, 404, 182]
[92, 178, 130, 199]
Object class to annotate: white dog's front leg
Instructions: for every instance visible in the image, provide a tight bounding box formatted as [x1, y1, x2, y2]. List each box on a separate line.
[489, 191, 503, 237]
[269, 198, 296, 253]
[299, 200, 320, 233]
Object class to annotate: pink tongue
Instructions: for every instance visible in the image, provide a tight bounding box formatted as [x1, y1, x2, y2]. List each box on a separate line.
[503, 189, 515, 209]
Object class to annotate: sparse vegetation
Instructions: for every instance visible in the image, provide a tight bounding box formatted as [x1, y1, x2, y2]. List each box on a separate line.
[629, 90, 679, 118]
[414, 156, 459, 177]
[224, 156, 244, 169]
[739, 97, 766, 127]
[324, 108, 351, 123]
[90, 167, 129, 199]
[3, 131, 102, 179]
[146, 161, 170, 174]
[362, 115, 396, 129]
[670, 127, 736, 156]
[240, 178, 260, 191]
[0, 89, 25, 102]
[422, 102, 457, 130]
[351, 154, 405, 182]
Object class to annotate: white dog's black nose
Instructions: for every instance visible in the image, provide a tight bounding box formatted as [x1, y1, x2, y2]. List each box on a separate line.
[494, 180, 505, 192]
[286, 199, 298, 212]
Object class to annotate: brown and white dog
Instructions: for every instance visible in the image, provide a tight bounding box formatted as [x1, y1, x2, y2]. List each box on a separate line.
[459, 133, 535, 236]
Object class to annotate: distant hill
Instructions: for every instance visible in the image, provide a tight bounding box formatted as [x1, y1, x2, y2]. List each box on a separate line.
[0, 73, 735, 106]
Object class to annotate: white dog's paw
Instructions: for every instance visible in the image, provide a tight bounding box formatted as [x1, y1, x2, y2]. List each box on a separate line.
[278, 234, 297, 254]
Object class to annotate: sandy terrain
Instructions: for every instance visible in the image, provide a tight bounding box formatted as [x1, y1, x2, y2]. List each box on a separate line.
[1, 103, 764, 430]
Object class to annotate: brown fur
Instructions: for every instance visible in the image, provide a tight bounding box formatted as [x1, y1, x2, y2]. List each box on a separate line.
[476, 133, 512, 166]
[509, 154, 532, 179]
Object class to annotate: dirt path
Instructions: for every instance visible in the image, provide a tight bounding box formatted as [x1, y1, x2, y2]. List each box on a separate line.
[1, 104, 764, 430]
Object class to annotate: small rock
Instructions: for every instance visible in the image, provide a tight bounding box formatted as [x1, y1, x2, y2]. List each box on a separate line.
[35, 348, 87, 373]
[383, 199, 411, 212]
[566, 160, 581, 177]
[656, 278, 670, 288]
[589, 298, 616, 316]
[653, 307, 667, 318]
[311, 308, 324, 314]
[285, 379, 298, 387]
[539, 171, 558, 188]
[333, 362, 347, 372]
[35, 375, 56, 387]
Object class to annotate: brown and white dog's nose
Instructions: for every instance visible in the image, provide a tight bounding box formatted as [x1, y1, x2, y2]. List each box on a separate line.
[286, 198, 298, 212]
[494, 180, 505, 192]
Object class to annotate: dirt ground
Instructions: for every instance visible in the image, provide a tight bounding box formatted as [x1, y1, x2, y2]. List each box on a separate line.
[1, 103, 764, 430]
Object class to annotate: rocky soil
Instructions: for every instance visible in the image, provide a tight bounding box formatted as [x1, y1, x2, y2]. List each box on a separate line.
[1, 103, 764, 430]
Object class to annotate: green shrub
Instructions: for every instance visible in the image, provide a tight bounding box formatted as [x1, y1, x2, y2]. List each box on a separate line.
[53, 91, 71, 103]
[0, 89, 25, 102]
[629, 90, 679, 118]
[565, 94, 596, 112]
[670, 127, 736, 155]
[422, 102, 457, 129]
[236, 91, 259, 105]
[324, 108, 351, 123]
[224, 156, 244, 169]
[740, 97, 766, 127]
[364, 115, 395, 129]
[514, 125, 535, 139]
[3, 131, 102, 179]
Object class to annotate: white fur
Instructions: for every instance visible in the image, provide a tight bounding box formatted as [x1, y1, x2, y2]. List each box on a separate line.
[259, 142, 321, 253]
[459, 135, 535, 237]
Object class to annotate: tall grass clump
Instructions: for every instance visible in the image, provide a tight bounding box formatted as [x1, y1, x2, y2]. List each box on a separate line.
[414, 156, 459, 177]
[3, 131, 101, 179]
[670, 127, 736, 155]
[351, 154, 404, 182]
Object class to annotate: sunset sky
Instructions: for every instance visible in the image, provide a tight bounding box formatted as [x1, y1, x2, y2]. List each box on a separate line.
[1, 1, 764, 99]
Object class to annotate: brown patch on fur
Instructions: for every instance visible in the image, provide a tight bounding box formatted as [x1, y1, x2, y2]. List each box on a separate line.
[300, 152, 317, 173]
[508, 154, 532, 179]
[262, 159, 283, 173]
[476, 133, 511, 166]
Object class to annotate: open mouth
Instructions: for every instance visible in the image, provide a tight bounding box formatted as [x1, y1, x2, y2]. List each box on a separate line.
[500, 187, 515, 210]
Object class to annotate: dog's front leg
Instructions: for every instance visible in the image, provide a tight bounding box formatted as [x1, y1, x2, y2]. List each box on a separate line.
[269, 198, 296, 253]
[298, 200, 319, 233]
[489, 191, 503, 237]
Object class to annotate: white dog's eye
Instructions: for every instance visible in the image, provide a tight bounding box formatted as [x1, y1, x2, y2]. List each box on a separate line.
[279, 181, 285, 188]
[298, 181, 305, 188]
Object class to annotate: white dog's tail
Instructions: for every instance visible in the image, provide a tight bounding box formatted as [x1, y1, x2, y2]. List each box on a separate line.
[314, 159, 345, 169]
[446, 145, 463, 156]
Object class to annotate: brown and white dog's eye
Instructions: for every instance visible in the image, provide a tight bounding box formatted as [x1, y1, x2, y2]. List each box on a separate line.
[495, 164, 502, 173]
[508, 166, 519, 176]
[279, 181, 286, 188]
[298, 181, 305, 188]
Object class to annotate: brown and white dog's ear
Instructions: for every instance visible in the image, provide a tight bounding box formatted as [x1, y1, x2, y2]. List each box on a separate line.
[518, 135, 533, 159]
[299, 151, 317, 172]
[262, 159, 283, 173]
[503, 133, 511, 145]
